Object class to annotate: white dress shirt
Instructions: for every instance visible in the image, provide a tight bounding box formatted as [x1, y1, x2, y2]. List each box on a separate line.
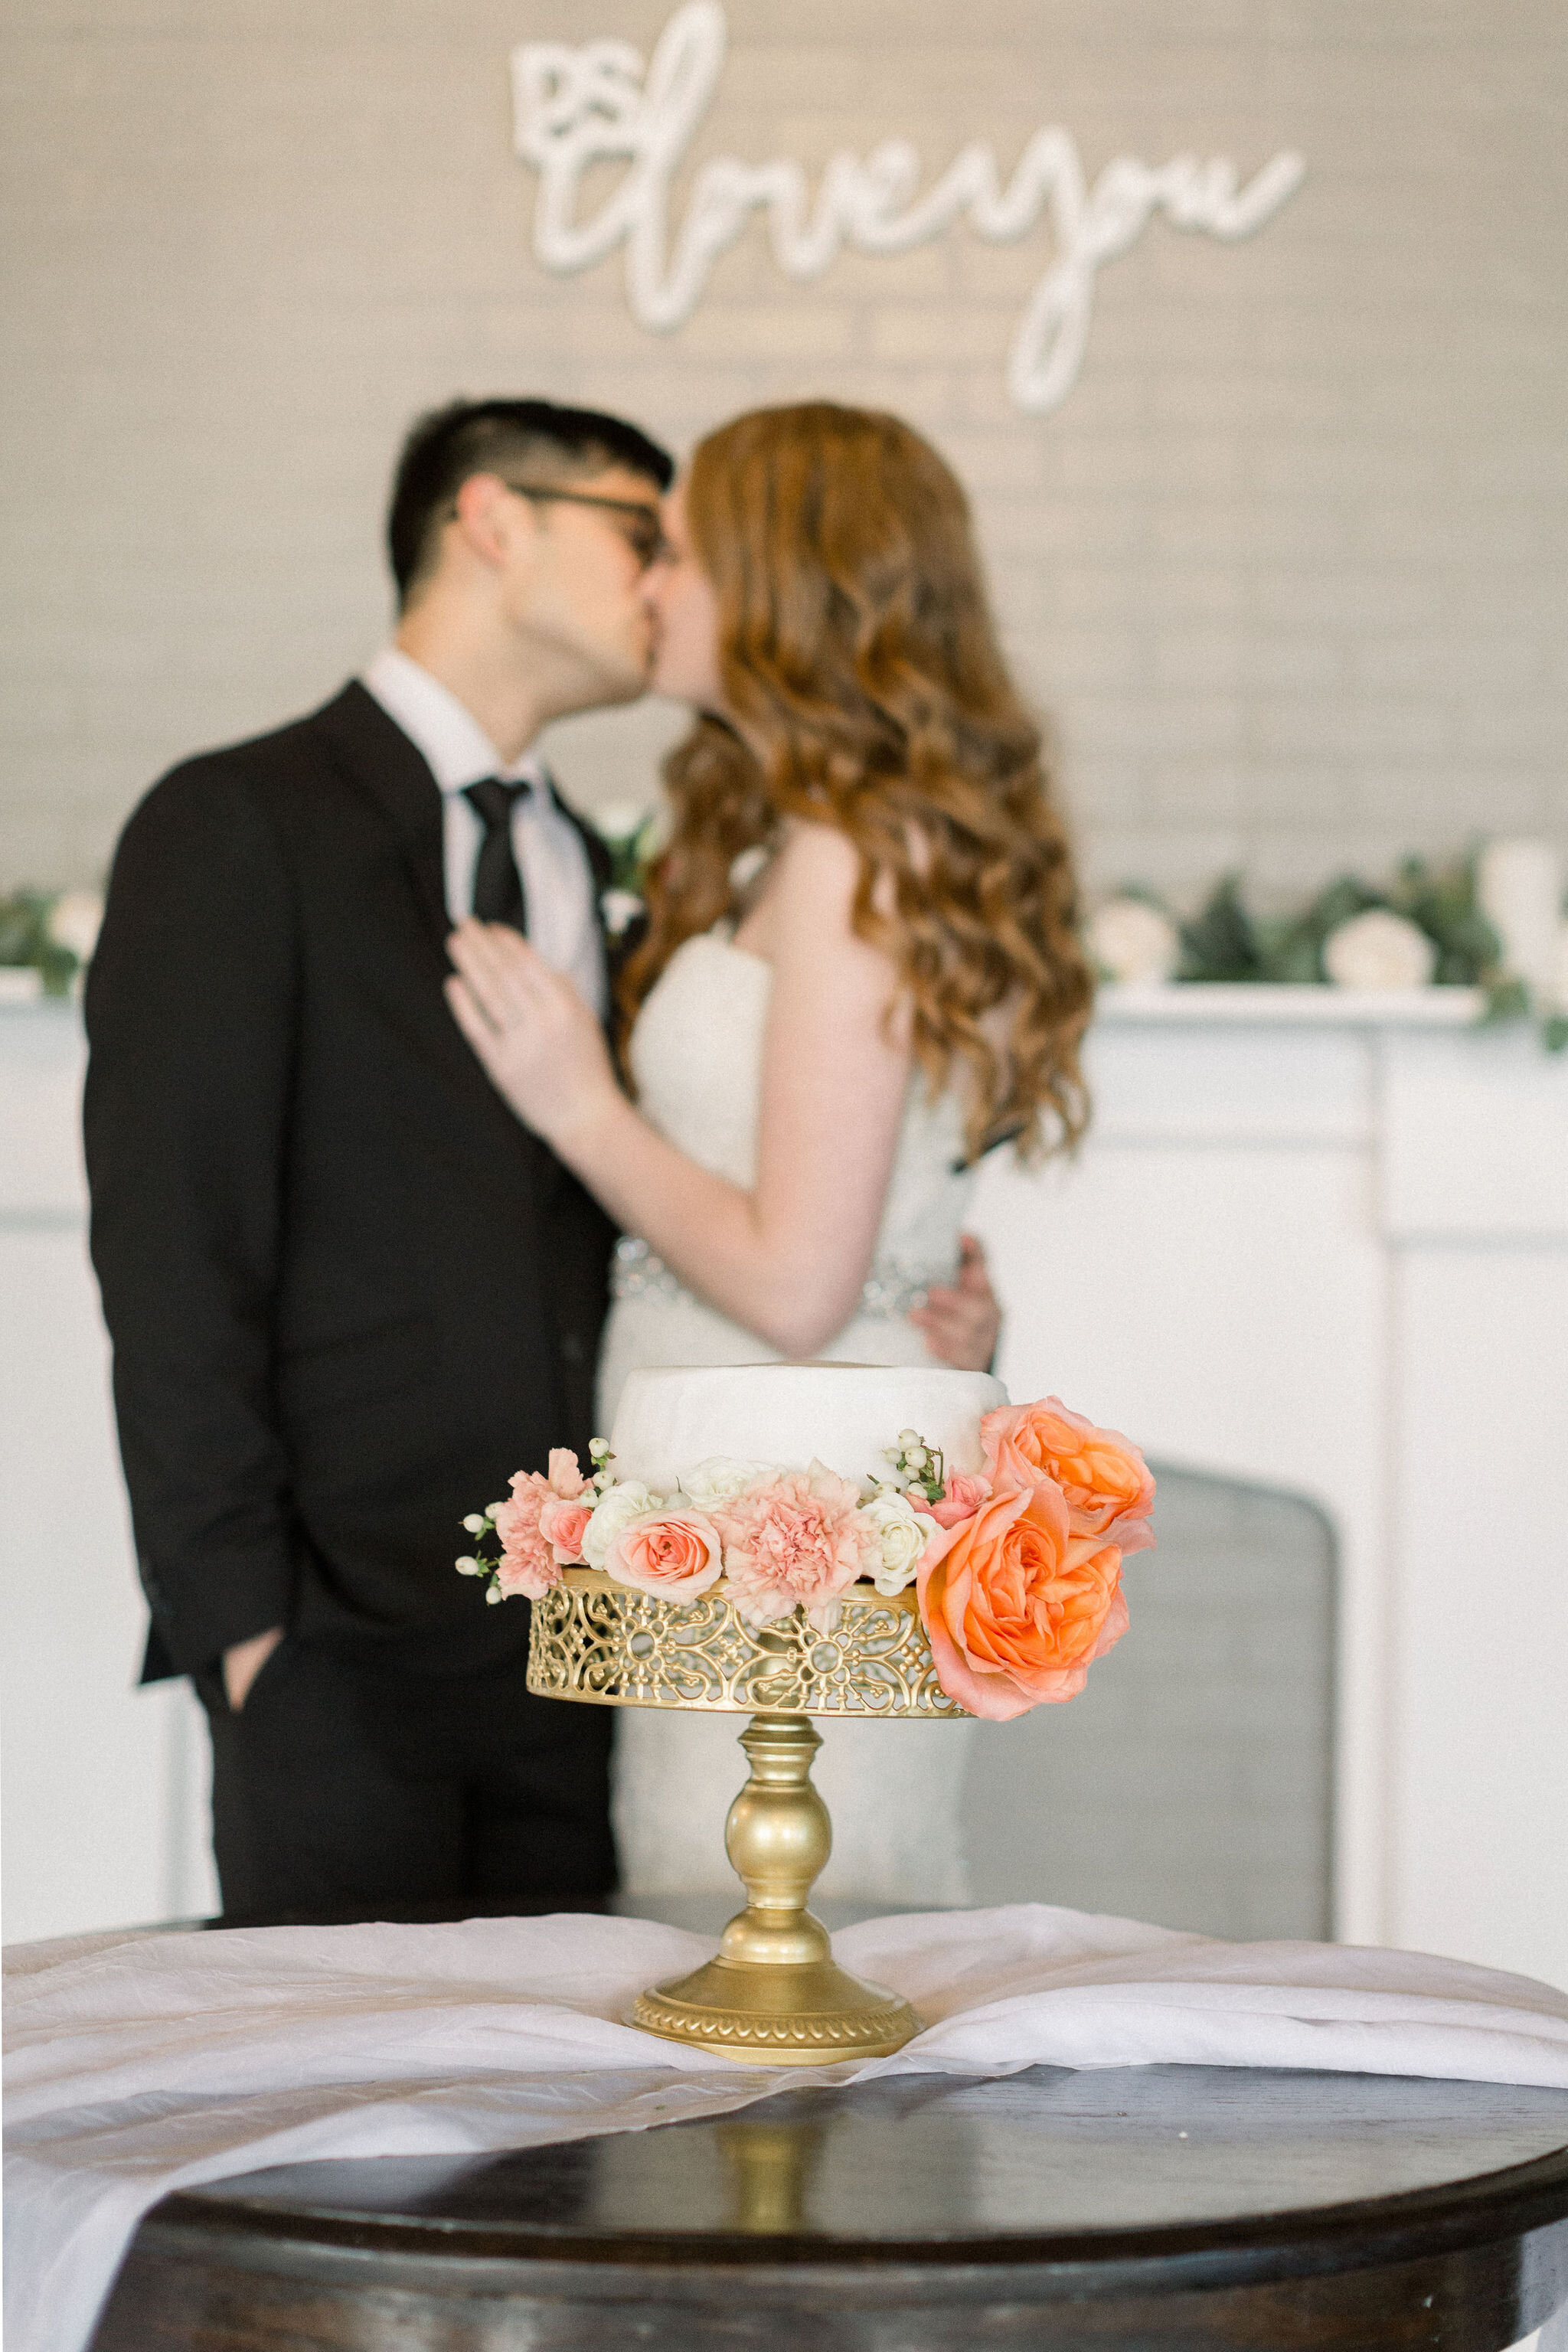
[360, 645, 606, 1020]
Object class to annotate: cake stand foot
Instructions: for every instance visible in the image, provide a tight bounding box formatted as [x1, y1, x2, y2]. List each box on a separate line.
[630, 1712, 920, 2065]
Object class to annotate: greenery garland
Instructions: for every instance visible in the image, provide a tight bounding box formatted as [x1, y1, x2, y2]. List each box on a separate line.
[0, 891, 93, 997]
[7, 844, 1563, 1053]
[1121, 858, 1565, 1052]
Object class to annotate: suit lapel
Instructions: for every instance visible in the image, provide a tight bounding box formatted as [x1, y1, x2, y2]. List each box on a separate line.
[545, 776, 613, 901]
[312, 688, 628, 1026]
[541, 776, 629, 1024]
[312, 681, 451, 951]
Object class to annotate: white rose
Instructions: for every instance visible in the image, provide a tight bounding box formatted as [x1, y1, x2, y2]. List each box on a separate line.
[596, 801, 649, 844]
[1322, 909, 1436, 991]
[580, 1479, 665, 1570]
[1088, 897, 1179, 985]
[862, 1490, 933, 1596]
[678, 1456, 776, 1514]
[45, 890, 105, 964]
[599, 888, 645, 938]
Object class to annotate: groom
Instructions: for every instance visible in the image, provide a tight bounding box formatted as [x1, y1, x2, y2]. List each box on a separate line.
[84, 397, 675, 1924]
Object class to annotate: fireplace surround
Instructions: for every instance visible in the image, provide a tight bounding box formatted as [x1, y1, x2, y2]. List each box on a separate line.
[2, 986, 1565, 1985]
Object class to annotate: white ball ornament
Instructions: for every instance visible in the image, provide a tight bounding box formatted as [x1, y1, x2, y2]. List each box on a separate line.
[1088, 897, 1181, 985]
[44, 890, 105, 964]
[1321, 910, 1437, 991]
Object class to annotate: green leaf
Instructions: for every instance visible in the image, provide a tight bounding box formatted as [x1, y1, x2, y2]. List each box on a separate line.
[0, 892, 51, 967]
[0, 890, 86, 990]
[1178, 874, 1262, 982]
[1388, 854, 1502, 985]
[1479, 977, 1530, 1027]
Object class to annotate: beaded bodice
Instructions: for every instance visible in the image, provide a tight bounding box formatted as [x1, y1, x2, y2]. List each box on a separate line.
[613, 929, 976, 1317]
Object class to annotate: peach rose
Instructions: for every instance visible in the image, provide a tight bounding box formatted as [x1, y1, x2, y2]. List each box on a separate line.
[606, 1508, 724, 1601]
[538, 1493, 593, 1564]
[916, 1478, 1129, 1719]
[927, 1468, 991, 1530]
[714, 1463, 880, 1629]
[981, 1397, 1155, 1552]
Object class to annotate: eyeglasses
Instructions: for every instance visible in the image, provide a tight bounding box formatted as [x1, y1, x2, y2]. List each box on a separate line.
[501, 482, 673, 573]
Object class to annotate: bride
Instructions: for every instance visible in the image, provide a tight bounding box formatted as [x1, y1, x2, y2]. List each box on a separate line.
[447, 401, 1092, 1903]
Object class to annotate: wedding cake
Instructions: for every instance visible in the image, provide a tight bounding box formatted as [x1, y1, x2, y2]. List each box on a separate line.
[458, 1357, 1153, 2062]
[606, 1361, 1006, 1494]
[460, 1354, 1152, 1725]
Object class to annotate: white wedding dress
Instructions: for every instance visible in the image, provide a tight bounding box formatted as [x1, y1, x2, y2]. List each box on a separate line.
[597, 927, 982, 1904]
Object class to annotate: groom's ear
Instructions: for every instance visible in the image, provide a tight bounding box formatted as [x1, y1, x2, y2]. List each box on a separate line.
[450, 473, 533, 580]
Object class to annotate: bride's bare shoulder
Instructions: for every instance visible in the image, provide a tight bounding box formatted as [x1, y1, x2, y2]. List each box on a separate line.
[733, 819, 861, 959]
[774, 817, 859, 900]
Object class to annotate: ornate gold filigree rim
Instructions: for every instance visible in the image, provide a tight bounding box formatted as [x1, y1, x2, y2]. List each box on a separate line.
[525, 1567, 968, 1718]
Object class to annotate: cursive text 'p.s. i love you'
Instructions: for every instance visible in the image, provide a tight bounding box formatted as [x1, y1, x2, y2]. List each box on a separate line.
[511, 2, 1305, 416]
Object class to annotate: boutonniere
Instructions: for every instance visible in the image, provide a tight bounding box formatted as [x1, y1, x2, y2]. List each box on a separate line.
[599, 887, 645, 939]
[596, 802, 660, 938]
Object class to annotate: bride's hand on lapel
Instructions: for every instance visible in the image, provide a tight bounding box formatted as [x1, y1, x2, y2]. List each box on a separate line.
[449, 825, 914, 1362]
[445, 920, 619, 1152]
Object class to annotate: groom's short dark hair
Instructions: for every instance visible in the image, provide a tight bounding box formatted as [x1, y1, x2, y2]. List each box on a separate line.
[388, 397, 675, 609]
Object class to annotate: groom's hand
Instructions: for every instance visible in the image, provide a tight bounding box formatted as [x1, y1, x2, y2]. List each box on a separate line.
[910, 1233, 1002, 1373]
[223, 1625, 284, 1713]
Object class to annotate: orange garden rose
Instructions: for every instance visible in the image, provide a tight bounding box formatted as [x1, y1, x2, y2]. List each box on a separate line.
[980, 1397, 1154, 1551]
[916, 1478, 1129, 1720]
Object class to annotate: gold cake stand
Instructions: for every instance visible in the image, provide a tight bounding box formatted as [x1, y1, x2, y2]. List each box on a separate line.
[527, 1567, 968, 2064]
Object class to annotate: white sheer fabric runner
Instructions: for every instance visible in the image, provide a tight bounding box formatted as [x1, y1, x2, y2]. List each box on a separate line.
[8, 1903, 1568, 2352]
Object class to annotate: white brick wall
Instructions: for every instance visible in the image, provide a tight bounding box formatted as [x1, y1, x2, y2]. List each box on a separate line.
[2, 0, 1563, 906]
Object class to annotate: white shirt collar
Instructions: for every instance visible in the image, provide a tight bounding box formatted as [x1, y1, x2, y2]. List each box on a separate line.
[361, 646, 546, 799]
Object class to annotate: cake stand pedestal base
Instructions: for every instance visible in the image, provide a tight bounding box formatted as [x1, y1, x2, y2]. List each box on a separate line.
[630, 1713, 920, 2065]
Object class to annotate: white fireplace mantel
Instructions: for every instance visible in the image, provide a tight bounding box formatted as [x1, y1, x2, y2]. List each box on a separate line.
[3, 992, 1566, 1983]
[1096, 981, 1488, 1024]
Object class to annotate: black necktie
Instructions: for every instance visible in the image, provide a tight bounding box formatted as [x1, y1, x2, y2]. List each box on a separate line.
[462, 776, 529, 931]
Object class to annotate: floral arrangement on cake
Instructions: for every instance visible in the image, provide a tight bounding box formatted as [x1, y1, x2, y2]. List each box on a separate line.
[456, 1396, 1155, 1721]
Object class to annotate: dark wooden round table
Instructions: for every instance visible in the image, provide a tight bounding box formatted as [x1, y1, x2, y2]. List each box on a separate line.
[92, 2064, 1568, 2350]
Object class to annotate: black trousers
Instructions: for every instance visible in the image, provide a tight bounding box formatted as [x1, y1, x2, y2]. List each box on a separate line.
[197, 1628, 616, 1926]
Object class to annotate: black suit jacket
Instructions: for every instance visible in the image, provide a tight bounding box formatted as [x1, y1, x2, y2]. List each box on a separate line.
[84, 682, 617, 1682]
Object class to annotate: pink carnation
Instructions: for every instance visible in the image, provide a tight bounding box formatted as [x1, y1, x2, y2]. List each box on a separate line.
[491, 1449, 586, 1600]
[492, 1538, 558, 1602]
[544, 1448, 588, 1500]
[927, 1468, 991, 1530]
[606, 1508, 723, 1600]
[713, 1464, 879, 1629]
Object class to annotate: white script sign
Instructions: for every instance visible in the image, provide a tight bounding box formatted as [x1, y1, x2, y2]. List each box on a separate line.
[511, 2, 1305, 415]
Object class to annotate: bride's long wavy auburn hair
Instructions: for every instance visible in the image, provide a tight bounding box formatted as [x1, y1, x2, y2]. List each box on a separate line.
[618, 403, 1093, 1163]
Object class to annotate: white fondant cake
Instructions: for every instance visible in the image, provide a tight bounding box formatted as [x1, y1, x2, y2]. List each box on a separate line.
[606, 1363, 1008, 1495]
